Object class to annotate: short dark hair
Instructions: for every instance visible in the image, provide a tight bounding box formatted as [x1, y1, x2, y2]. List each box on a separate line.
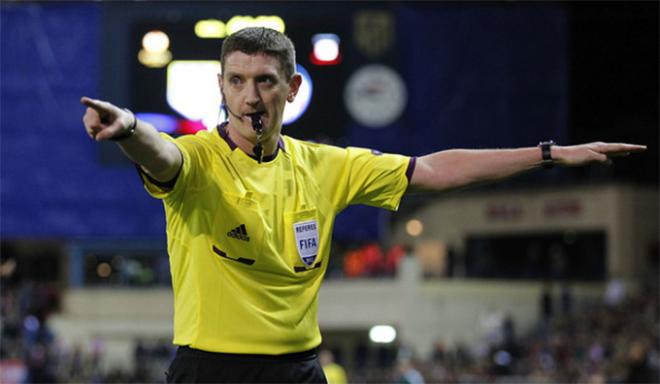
[221, 27, 296, 80]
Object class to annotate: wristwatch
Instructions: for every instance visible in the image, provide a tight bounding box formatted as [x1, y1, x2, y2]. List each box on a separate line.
[109, 109, 137, 142]
[539, 140, 555, 169]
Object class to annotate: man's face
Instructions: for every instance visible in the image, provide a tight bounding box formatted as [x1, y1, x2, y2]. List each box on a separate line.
[219, 51, 300, 142]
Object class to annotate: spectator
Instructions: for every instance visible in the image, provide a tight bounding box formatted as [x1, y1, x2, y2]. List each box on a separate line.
[319, 349, 347, 384]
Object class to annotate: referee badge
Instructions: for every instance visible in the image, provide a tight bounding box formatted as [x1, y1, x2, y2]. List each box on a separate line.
[293, 219, 319, 267]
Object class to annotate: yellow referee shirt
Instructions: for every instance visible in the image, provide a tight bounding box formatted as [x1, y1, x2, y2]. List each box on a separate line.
[139, 124, 413, 354]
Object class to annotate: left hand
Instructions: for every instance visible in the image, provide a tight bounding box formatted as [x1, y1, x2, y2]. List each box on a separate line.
[553, 142, 646, 167]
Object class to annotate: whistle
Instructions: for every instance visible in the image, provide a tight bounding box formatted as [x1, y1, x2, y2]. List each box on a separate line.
[250, 113, 263, 133]
[249, 113, 264, 163]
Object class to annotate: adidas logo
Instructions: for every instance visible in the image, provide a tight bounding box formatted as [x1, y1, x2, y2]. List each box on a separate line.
[227, 224, 250, 242]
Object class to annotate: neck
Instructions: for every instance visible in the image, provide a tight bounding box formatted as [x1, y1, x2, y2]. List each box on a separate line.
[224, 122, 280, 158]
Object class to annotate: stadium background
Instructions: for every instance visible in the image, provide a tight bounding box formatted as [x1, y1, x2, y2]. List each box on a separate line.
[1, 2, 658, 383]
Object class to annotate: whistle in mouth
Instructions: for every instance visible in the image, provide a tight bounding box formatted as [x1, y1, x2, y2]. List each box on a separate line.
[249, 113, 263, 134]
[249, 113, 264, 163]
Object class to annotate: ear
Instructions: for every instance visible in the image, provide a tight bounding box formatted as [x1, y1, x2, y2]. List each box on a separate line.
[287, 74, 302, 103]
[218, 72, 225, 92]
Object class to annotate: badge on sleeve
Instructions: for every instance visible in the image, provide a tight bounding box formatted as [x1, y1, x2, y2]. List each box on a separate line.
[293, 220, 319, 267]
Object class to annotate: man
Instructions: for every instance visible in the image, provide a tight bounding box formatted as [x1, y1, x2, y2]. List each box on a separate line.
[319, 349, 347, 384]
[81, 27, 644, 383]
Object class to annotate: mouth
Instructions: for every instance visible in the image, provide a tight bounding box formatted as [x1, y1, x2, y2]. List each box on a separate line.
[245, 112, 265, 132]
[245, 111, 265, 119]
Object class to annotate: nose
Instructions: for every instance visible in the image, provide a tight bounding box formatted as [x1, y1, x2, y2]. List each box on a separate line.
[245, 81, 261, 107]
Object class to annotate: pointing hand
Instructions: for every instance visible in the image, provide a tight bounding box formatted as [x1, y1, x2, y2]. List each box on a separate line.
[80, 96, 134, 141]
[554, 142, 646, 166]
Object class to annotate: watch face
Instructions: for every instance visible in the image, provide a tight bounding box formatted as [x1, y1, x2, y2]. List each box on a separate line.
[344, 64, 407, 128]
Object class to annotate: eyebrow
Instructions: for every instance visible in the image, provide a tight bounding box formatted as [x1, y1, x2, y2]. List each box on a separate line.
[223, 67, 280, 79]
[223, 71, 242, 79]
[256, 74, 277, 82]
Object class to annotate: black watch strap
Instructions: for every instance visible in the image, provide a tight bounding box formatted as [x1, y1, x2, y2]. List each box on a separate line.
[109, 109, 137, 142]
[539, 140, 555, 169]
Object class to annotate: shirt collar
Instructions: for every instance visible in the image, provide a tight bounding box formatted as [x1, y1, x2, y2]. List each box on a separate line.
[217, 122, 286, 162]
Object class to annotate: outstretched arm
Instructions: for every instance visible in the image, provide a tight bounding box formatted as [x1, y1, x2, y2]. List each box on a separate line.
[81, 97, 182, 183]
[410, 142, 646, 192]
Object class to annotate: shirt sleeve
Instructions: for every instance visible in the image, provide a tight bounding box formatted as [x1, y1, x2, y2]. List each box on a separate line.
[331, 146, 413, 211]
[137, 132, 206, 200]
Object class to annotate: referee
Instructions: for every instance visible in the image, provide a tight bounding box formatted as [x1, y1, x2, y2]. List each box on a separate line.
[81, 27, 644, 383]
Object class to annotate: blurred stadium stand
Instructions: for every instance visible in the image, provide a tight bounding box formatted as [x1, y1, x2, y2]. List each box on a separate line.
[1, 2, 657, 383]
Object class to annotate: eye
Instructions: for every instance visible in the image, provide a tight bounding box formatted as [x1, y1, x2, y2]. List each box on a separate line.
[257, 76, 276, 86]
[229, 76, 242, 86]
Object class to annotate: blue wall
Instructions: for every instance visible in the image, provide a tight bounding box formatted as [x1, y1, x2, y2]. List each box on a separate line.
[1, 3, 567, 239]
[1, 4, 164, 238]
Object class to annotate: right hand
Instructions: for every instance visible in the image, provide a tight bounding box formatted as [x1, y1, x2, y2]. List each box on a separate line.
[80, 96, 133, 141]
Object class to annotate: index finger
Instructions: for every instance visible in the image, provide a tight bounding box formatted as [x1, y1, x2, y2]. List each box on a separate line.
[80, 96, 112, 114]
[595, 143, 646, 155]
[601, 143, 647, 153]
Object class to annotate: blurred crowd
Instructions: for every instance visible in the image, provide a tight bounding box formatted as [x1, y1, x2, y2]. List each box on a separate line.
[0, 281, 174, 384]
[335, 284, 659, 383]
[1, 244, 658, 383]
[415, 285, 660, 383]
[2, 280, 657, 383]
[1, 281, 61, 383]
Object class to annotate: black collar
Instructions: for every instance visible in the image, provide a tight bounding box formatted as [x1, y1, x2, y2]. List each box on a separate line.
[217, 122, 285, 163]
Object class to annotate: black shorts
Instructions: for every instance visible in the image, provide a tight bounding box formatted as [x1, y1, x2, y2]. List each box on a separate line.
[165, 346, 328, 383]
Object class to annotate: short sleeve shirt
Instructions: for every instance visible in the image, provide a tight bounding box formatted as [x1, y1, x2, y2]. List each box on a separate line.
[139, 126, 413, 354]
